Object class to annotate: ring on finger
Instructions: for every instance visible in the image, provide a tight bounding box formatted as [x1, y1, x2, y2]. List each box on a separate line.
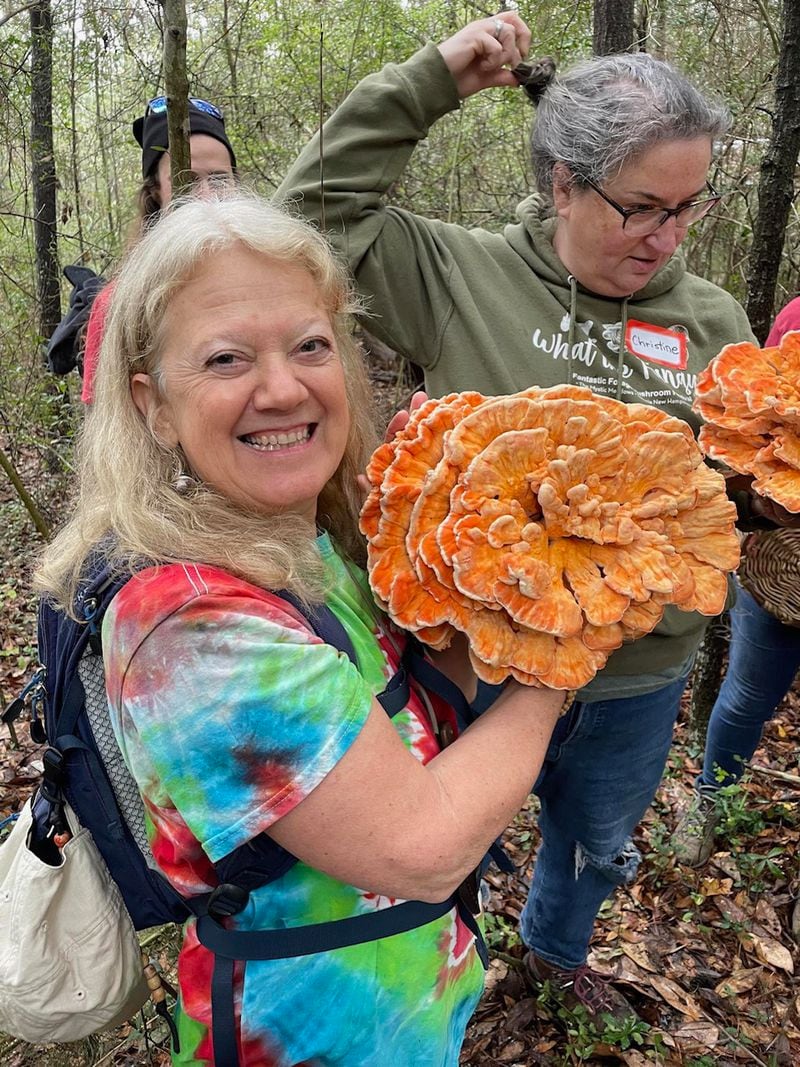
[493, 17, 504, 40]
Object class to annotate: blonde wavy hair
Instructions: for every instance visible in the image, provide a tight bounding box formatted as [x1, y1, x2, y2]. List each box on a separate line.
[36, 193, 377, 614]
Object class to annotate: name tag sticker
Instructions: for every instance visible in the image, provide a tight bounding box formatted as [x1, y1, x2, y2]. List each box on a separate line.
[625, 320, 687, 370]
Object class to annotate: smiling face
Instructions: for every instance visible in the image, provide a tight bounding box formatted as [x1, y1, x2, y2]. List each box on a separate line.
[131, 246, 350, 524]
[552, 137, 713, 298]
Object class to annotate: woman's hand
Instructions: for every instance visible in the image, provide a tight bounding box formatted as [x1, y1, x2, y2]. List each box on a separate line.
[357, 391, 429, 498]
[438, 12, 530, 99]
[384, 389, 428, 439]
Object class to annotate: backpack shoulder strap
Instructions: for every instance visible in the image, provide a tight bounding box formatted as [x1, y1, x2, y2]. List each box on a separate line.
[277, 590, 357, 667]
[277, 590, 412, 718]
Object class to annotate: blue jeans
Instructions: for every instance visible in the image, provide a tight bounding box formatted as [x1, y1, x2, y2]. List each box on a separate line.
[473, 675, 688, 970]
[700, 585, 800, 790]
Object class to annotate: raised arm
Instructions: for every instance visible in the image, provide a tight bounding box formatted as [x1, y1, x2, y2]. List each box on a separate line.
[275, 14, 530, 367]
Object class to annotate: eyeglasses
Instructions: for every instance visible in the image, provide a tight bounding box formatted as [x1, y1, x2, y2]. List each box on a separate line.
[145, 96, 224, 120]
[582, 176, 721, 236]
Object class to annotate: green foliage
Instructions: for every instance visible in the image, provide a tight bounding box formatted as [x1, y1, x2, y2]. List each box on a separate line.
[714, 778, 767, 842]
[0, 0, 795, 518]
[641, 807, 677, 887]
[534, 977, 665, 1063]
[482, 910, 521, 952]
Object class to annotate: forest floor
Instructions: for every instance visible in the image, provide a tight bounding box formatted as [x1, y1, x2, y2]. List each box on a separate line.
[1, 379, 799, 1066]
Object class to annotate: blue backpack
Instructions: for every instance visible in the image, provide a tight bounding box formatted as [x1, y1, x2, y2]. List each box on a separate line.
[8, 558, 507, 1066]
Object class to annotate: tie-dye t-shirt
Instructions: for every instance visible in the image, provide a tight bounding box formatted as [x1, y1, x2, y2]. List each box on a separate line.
[103, 533, 485, 1066]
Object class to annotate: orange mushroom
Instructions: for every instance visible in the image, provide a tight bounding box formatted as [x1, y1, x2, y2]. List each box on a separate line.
[363, 385, 739, 689]
[693, 331, 800, 512]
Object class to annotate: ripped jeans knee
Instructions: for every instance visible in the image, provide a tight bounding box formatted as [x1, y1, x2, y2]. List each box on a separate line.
[574, 837, 641, 888]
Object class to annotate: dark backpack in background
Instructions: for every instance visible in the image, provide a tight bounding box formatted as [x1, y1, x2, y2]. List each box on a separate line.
[45, 266, 107, 376]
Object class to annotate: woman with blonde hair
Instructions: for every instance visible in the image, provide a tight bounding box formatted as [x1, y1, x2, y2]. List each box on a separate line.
[37, 192, 565, 1066]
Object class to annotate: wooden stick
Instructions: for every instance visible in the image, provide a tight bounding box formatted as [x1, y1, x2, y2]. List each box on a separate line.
[750, 763, 800, 788]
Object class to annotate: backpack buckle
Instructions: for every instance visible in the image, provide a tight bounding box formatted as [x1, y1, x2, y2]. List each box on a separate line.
[207, 883, 250, 920]
[42, 747, 65, 787]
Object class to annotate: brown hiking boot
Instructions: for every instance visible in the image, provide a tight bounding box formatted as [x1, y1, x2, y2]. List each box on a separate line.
[672, 790, 718, 868]
[524, 951, 638, 1024]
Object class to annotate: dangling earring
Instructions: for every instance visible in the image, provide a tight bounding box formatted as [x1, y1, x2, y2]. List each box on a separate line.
[169, 447, 199, 495]
[172, 473, 196, 495]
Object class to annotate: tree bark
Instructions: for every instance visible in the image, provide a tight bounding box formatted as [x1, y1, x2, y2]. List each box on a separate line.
[30, 0, 61, 344]
[745, 0, 800, 342]
[593, 0, 635, 55]
[68, 0, 85, 254]
[161, 0, 192, 197]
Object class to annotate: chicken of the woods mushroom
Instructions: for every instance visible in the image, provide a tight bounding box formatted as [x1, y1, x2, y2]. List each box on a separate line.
[362, 385, 740, 690]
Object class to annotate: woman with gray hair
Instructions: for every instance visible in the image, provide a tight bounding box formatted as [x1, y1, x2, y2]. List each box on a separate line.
[277, 11, 756, 1022]
[35, 192, 566, 1065]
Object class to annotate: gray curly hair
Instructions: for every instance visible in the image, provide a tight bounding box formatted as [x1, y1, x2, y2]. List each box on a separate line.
[530, 52, 730, 195]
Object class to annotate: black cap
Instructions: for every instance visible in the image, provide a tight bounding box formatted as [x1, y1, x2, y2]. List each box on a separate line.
[132, 101, 237, 179]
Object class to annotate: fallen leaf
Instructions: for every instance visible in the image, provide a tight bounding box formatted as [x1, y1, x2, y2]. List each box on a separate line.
[755, 897, 783, 937]
[698, 876, 733, 897]
[618, 1051, 652, 1066]
[495, 1039, 526, 1061]
[771, 1032, 794, 1067]
[605, 955, 652, 989]
[714, 967, 764, 997]
[752, 932, 794, 973]
[647, 974, 702, 1019]
[620, 940, 660, 973]
[503, 997, 538, 1032]
[483, 959, 508, 995]
[671, 1020, 720, 1049]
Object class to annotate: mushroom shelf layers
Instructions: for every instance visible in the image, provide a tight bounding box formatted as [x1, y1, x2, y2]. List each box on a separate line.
[694, 331, 800, 513]
[361, 385, 740, 690]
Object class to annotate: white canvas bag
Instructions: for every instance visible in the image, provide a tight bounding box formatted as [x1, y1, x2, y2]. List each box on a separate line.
[0, 796, 148, 1043]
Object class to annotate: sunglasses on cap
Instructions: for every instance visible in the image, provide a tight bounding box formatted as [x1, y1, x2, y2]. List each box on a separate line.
[145, 96, 224, 120]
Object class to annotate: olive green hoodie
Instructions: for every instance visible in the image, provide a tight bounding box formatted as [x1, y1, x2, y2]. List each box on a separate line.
[277, 43, 755, 699]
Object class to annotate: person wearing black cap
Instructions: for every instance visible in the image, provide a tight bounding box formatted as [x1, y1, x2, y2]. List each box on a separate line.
[131, 95, 237, 236]
[53, 96, 238, 402]
[47, 96, 236, 392]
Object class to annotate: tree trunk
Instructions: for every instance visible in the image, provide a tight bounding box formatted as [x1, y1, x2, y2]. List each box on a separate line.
[161, 0, 191, 197]
[636, 0, 650, 52]
[653, 0, 668, 60]
[593, 0, 635, 55]
[745, 0, 800, 343]
[68, 0, 85, 254]
[221, 0, 238, 100]
[30, 0, 61, 344]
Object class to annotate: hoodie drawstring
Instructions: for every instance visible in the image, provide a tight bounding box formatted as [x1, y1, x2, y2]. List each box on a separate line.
[565, 276, 630, 399]
[566, 275, 578, 387]
[616, 296, 629, 401]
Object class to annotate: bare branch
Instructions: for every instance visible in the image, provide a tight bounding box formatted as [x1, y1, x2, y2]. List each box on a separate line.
[0, 1, 37, 30]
